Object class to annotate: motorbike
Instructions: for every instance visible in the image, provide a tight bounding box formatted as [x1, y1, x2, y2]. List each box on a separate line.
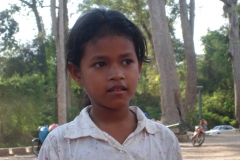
[32, 124, 59, 156]
[32, 125, 48, 156]
[190, 125, 206, 147]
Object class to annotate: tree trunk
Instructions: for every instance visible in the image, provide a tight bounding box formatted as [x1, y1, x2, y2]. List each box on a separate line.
[179, 0, 197, 116]
[51, 0, 68, 125]
[148, 0, 185, 125]
[63, 0, 72, 118]
[221, 0, 240, 126]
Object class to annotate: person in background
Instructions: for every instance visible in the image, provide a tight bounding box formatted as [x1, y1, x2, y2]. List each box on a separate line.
[38, 8, 182, 160]
[199, 117, 208, 131]
[48, 123, 59, 131]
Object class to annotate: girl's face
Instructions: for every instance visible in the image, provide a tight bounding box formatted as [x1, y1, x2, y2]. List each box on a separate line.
[68, 35, 142, 110]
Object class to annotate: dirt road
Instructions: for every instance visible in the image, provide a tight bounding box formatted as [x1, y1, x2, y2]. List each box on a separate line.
[0, 133, 239, 160]
[181, 133, 240, 160]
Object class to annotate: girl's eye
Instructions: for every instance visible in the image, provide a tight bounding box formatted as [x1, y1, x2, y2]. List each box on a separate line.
[95, 62, 106, 68]
[122, 59, 133, 65]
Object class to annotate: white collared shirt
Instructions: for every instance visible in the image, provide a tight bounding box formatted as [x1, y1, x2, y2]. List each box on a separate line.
[38, 106, 182, 160]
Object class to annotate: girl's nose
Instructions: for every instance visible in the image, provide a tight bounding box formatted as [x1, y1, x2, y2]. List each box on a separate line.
[108, 65, 125, 81]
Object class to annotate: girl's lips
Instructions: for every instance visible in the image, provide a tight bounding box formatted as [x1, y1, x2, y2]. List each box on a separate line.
[107, 84, 127, 92]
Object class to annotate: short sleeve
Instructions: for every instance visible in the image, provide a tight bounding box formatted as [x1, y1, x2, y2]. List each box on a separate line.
[38, 133, 59, 160]
[164, 127, 183, 160]
[172, 134, 182, 160]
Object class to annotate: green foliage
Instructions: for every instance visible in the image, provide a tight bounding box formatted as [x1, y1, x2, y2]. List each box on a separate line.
[199, 29, 232, 94]
[176, 29, 237, 129]
[177, 61, 186, 98]
[199, 91, 235, 128]
[1, 42, 47, 78]
[67, 79, 84, 121]
[0, 74, 57, 147]
[0, 5, 20, 51]
[195, 29, 237, 128]
[0, 35, 58, 147]
[1, 56, 27, 77]
[131, 92, 161, 120]
[44, 35, 57, 90]
[130, 61, 161, 119]
[146, 106, 161, 120]
[185, 110, 199, 129]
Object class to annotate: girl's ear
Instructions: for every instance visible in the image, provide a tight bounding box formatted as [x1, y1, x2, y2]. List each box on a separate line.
[67, 62, 83, 85]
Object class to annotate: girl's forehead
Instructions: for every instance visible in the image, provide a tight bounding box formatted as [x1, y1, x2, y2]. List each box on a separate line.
[82, 35, 136, 58]
[88, 34, 132, 45]
[84, 35, 134, 52]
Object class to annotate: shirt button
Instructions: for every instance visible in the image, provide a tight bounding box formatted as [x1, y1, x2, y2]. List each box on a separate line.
[120, 150, 124, 154]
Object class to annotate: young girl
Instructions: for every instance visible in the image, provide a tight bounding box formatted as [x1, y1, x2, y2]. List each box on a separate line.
[38, 8, 182, 160]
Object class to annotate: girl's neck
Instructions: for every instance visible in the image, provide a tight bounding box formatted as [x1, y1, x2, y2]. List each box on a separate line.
[88, 105, 138, 144]
[88, 105, 134, 124]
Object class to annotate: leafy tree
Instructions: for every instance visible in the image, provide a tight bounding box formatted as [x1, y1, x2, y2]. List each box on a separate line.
[0, 2, 60, 147]
[0, 35, 58, 147]
[201, 91, 235, 129]
[131, 64, 161, 119]
[0, 5, 20, 52]
[198, 29, 236, 127]
[0, 74, 57, 147]
[19, 0, 47, 74]
[199, 29, 232, 94]
[220, 0, 240, 125]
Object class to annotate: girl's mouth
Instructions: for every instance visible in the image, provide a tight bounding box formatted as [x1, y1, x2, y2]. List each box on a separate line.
[107, 85, 127, 92]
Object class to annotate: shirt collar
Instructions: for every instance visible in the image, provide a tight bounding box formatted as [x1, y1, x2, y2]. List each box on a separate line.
[64, 106, 159, 140]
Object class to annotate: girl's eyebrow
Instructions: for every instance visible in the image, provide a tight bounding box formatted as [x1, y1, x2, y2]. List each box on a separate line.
[90, 55, 107, 61]
[90, 52, 135, 61]
[119, 52, 135, 58]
